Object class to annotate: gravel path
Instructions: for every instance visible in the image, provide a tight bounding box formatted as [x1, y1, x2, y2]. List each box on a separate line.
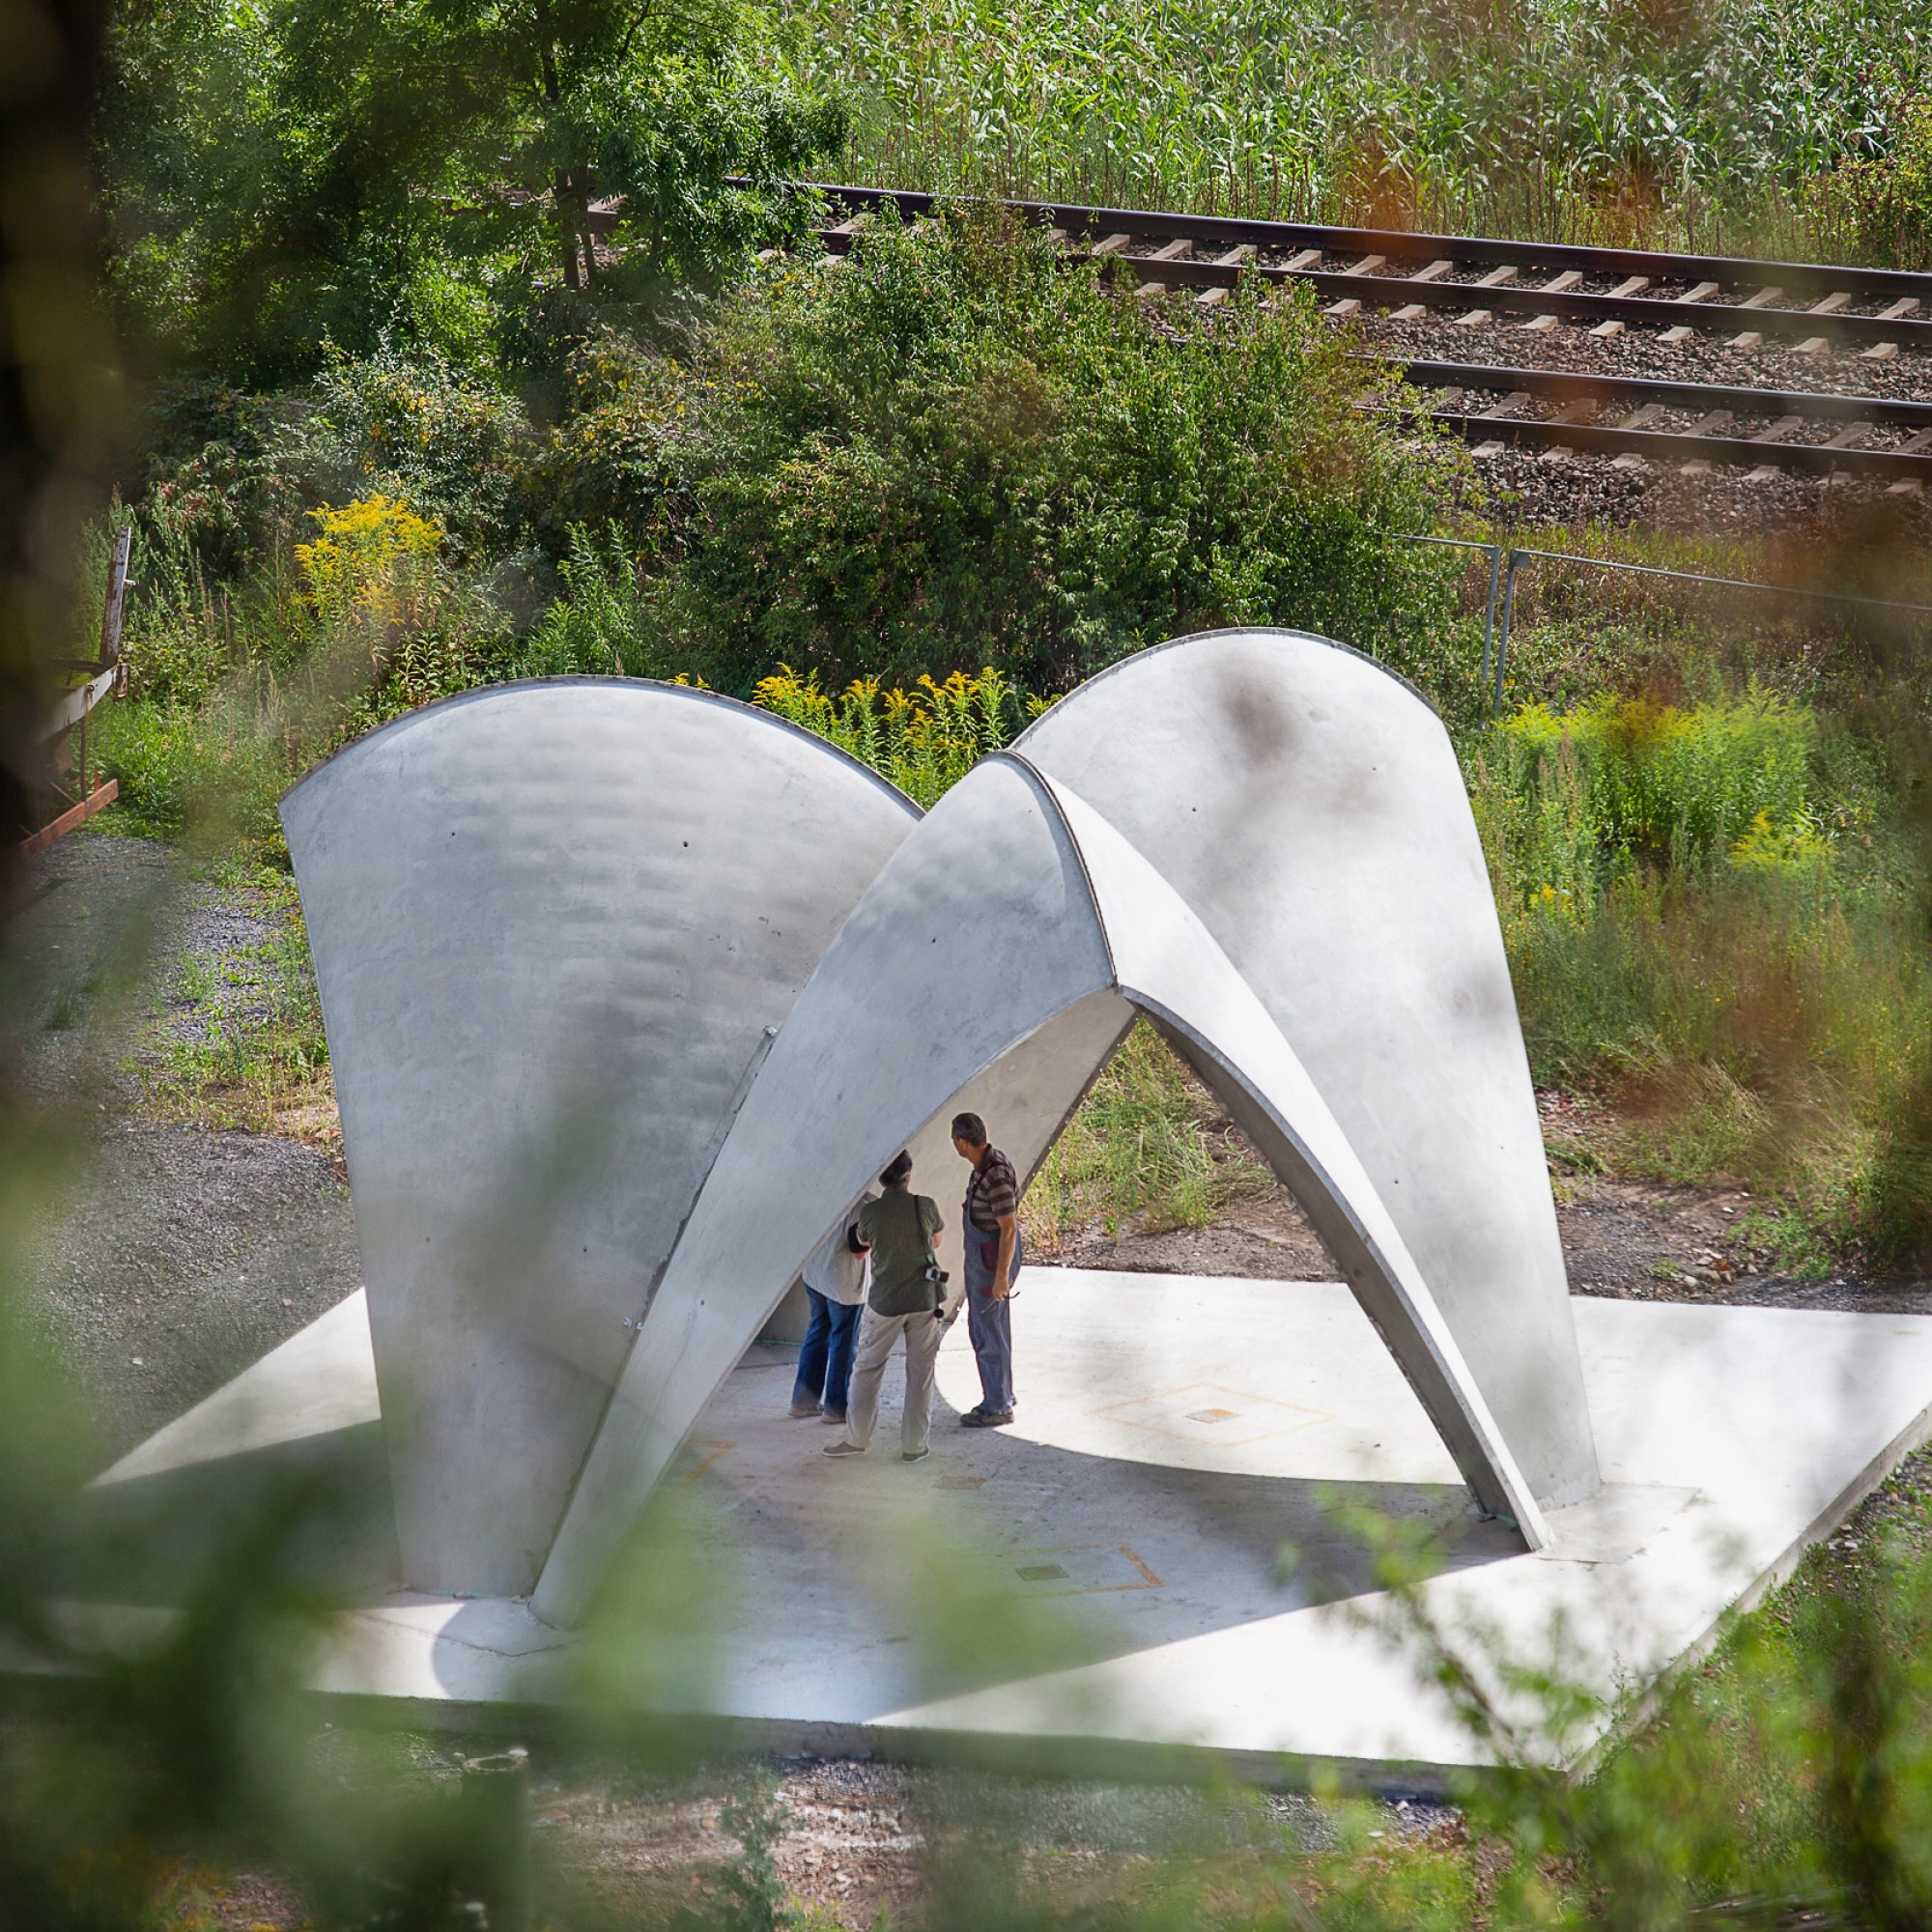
[13, 831, 360, 1467]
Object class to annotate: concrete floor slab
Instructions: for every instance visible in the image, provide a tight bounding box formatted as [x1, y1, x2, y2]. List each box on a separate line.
[54, 1269, 1932, 1782]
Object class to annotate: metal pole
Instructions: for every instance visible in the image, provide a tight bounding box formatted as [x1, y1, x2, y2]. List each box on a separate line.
[1492, 551, 1521, 715]
[459, 1747, 533, 1932]
[1478, 544, 1501, 698]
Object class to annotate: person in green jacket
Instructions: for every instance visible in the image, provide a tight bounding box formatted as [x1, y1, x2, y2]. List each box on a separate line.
[824, 1151, 948, 1464]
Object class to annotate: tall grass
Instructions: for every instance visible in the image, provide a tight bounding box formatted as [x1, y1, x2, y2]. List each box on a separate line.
[1469, 689, 1932, 1264]
[782, 0, 1932, 258]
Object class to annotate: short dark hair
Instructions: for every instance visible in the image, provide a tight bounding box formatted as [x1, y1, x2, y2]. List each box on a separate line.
[880, 1150, 913, 1187]
[951, 1112, 987, 1147]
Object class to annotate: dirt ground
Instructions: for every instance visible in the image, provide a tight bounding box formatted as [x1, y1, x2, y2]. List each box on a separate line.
[13, 825, 1932, 1928]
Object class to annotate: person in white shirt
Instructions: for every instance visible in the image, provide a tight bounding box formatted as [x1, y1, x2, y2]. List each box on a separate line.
[788, 1189, 875, 1424]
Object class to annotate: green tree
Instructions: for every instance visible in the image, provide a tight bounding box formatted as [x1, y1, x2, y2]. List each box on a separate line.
[98, 0, 843, 384]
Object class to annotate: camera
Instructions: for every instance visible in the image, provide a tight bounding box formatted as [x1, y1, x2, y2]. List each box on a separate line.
[923, 1264, 950, 1285]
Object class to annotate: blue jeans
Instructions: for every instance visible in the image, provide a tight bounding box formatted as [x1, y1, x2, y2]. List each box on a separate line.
[793, 1288, 863, 1415]
[963, 1223, 1020, 1414]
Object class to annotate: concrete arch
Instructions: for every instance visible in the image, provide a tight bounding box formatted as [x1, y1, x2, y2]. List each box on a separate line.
[533, 753, 1551, 1626]
[280, 679, 923, 1597]
[1015, 630, 1600, 1508]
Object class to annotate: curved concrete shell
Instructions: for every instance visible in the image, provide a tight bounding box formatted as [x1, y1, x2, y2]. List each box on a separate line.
[532, 752, 1553, 1626]
[1015, 631, 1600, 1509]
[280, 680, 921, 1597]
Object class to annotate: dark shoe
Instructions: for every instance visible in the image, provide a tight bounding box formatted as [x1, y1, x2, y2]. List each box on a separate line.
[960, 1408, 1013, 1429]
[901, 1447, 930, 1463]
[820, 1409, 847, 1425]
[789, 1399, 820, 1419]
[822, 1439, 866, 1458]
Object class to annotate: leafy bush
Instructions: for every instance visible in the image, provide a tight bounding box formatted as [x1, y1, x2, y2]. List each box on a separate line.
[516, 524, 666, 679]
[659, 206, 1451, 693]
[1809, 91, 1932, 269]
[287, 349, 531, 561]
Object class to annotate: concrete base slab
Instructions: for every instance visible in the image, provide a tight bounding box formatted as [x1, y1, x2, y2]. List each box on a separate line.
[53, 1271, 1932, 1781]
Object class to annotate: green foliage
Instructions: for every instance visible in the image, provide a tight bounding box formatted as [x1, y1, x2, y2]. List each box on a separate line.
[667, 207, 1448, 692]
[1491, 688, 1822, 874]
[518, 524, 666, 678]
[786, 0, 1932, 256]
[1458, 680, 1932, 1264]
[99, 0, 845, 386]
[291, 348, 531, 561]
[1025, 1021, 1271, 1243]
[1809, 89, 1932, 268]
[752, 662, 1032, 805]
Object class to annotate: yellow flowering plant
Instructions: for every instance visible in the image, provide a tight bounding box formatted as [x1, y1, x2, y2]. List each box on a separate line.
[295, 494, 442, 631]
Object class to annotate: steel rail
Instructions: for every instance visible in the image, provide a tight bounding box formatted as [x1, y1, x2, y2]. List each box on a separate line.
[804, 181, 1932, 351]
[1397, 412, 1932, 479]
[1380, 359, 1932, 429]
[1363, 362, 1932, 475]
[806, 180, 1932, 304]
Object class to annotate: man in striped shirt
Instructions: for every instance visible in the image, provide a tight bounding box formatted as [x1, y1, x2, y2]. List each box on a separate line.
[951, 1111, 1020, 1427]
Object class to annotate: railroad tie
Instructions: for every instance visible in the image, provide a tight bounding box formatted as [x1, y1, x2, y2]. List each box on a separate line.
[1740, 287, 1784, 309]
[1147, 238, 1193, 261]
[1392, 304, 1430, 321]
[1806, 292, 1853, 316]
[1410, 260, 1456, 283]
[1452, 271, 1511, 326]
[1751, 415, 1804, 444]
[1195, 242, 1254, 303]
[1675, 281, 1722, 304]
[1342, 254, 1388, 276]
[1590, 281, 1642, 336]
[1617, 405, 1667, 430]
[1520, 270, 1582, 332]
[1549, 399, 1597, 424]
[1886, 440, 1928, 494]
[1479, 390, 1533, 419]
[1862, 297, 1915, 361]
[1324, 297, 1363, 317]
[1092, 233, 1133, 255]
[1822, 423, 1872, 450]
[1679, 409, 1733, 470]
[1282, 247, 1324, 272]
[1794, 337, 1833, 356]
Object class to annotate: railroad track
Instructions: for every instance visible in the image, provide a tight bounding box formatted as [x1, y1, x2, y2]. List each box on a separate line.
[799, 181, 1932, 486]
